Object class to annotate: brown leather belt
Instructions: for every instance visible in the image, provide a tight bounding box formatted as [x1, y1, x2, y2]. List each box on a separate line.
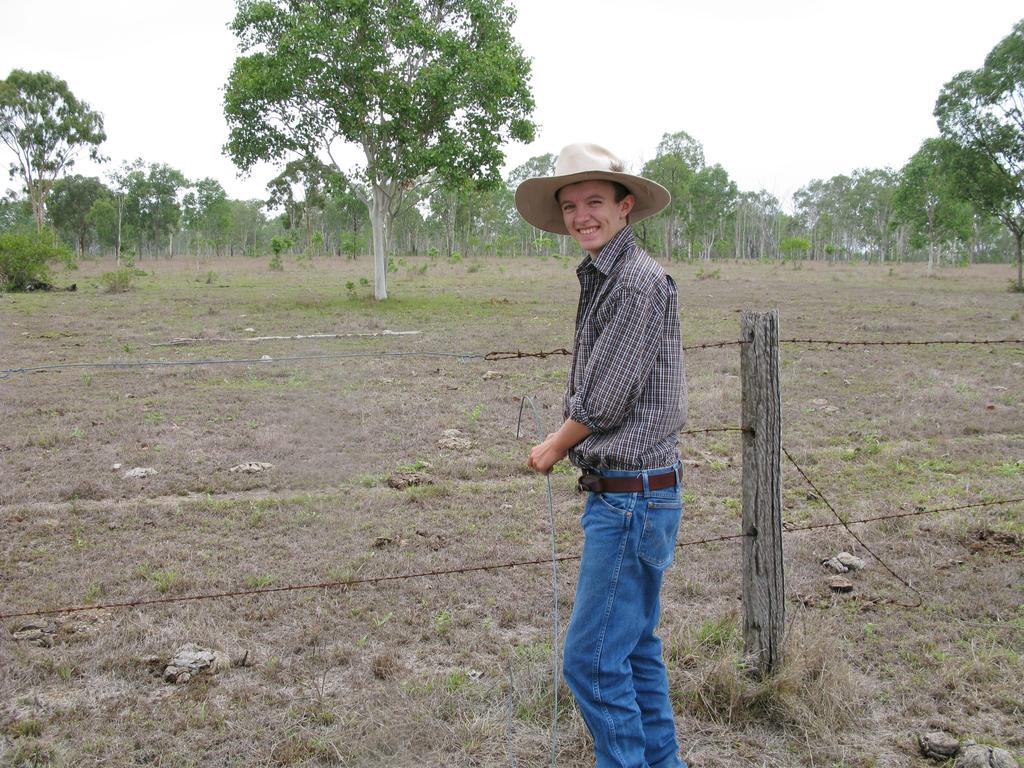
[577, 469, 678, 494]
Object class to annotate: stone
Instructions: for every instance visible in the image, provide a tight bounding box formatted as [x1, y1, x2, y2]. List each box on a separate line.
[229, 461, 273, 474]
[919, 731, 960, 760]
[822, 557, 849, 573]
[163, 644, 232, 684]
[437, 429, 472, 451]
[124, 467, 157, 479]
[828, 575, 854, 593]
[836, 551, 866, 570]
[12, 620, 56, 648]
[955, 744, 1016, 768]
[387, 471, 433, 489]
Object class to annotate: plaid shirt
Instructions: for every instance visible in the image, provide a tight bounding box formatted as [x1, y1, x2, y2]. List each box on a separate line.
[564, 226, 687, 470]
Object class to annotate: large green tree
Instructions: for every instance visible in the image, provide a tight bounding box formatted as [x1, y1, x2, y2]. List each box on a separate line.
[935, 18, 1024, 290]
[118, 160, 188, 258]
[183, 178, 233, 256]
[690, 163, 738, 260]
[224, 0, 535, 299]
[643, 131, 705, 260]
[892, 138, 972, 274]
[0, 70, 106, 230]
[47, 174, 110, 257]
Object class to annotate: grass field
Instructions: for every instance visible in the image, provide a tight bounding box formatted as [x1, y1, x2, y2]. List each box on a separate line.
[1, 253, 1022, 767]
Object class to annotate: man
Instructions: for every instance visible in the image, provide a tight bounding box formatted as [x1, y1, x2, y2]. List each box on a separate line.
[516, 143, 688, 768]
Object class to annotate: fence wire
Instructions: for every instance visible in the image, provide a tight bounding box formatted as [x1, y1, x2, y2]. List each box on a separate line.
[3, 335, 1021, 380]
[3, 495, 1019, 623]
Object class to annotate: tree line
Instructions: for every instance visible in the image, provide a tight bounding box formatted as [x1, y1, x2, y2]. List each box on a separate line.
[2, 6, 1022, 293]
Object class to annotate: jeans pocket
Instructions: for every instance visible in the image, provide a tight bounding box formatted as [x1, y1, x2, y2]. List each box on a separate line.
[595, 491, 638, 516]
[638, 498, 682, 569]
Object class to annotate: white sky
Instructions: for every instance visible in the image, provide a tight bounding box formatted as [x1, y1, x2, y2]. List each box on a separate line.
[1, 0, 1021, 209]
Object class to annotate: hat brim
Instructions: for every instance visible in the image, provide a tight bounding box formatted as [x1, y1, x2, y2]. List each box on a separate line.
[514, 171, 671, 235]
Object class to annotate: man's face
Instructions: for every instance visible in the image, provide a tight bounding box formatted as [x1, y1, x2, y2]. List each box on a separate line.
[557, 180, 635, 256]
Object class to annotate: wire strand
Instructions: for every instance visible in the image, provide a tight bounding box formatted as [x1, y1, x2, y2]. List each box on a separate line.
[3, 496, 1020, 622]
[515, 395, 559, 768]
[782, 446, 923, 607]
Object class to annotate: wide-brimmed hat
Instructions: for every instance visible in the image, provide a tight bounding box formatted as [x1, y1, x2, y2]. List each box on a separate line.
[514, 143, 671, 235]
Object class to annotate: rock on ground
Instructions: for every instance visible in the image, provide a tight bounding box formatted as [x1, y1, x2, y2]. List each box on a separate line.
[162, 643, 232, 684]
[955, 744, 1017, 768]
[828, 575, 854, 593]
[437, 428, 472, 451]
[836, 551, 866, 570]
[12, 621, 56, 648]
[919, 731, 960, 760]
[124, 467, 157, 479]
[387, 471, 433, 489]
[823, 551, 867, 573]
[229, 461, 274, 474]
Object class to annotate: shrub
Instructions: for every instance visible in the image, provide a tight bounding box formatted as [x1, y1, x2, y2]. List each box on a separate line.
[0, 228, 73, 291]
[100, 267, 135, 293]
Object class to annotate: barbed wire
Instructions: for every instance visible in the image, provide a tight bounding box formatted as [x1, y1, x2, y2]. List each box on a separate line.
[782, 337, 1024, 347]
[5, 496, 1020, 623]
[682, 340, 746, 351]
[5, 336, 1020, 380]
[484, 348, 570, 361]
[0, 350, 486, 380]
[783, 496, 1024, 534]
[782, 446, 923, 608]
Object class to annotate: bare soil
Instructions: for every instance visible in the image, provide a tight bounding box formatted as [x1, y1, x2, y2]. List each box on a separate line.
[1, 254, 1022, 767]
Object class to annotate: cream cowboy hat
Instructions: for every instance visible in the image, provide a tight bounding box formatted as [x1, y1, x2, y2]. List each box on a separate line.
[514, 143, 671, 235]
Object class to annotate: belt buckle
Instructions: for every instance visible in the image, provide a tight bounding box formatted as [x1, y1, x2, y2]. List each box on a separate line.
[577, 473, 603, 493]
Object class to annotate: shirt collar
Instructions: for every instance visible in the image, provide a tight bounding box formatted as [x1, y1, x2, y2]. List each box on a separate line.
[578, 225, 635, 277]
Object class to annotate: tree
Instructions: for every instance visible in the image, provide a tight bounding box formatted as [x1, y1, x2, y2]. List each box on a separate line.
[689, 163, 738, 259]
[0, 227, 71, 291]
[47, 174, 110, 257]
[935, 18, 1024, 290]
[0, 70, 106, 229]
[324, 176, 371, 258]
[183, 178, 233, 256]
[892, 138, 972, 274]
[227, 199, 268, 256]
[265, 156, 336, 255]
[643, 131, 705, 260]
[507, 154, 559, 257]
[120, 161, 187, 257]
[224, 0, 535, 299]
[848, 168, 899, 263]
[734, 190, 783, 260]
[0, 190, 34, 232]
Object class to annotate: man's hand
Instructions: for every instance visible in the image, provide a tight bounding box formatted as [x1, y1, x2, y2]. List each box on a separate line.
[526, 419, 592, 475]
[528, 433, 567, 474]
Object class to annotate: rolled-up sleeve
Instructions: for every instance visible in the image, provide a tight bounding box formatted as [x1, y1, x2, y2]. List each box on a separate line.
[568, 284, 666, 433]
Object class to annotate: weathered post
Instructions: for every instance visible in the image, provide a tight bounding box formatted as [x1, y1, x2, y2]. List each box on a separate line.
[740, 309, 784, 676]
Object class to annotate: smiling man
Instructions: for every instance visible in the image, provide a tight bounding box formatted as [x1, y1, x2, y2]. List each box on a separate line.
[516, 143, 689, 768]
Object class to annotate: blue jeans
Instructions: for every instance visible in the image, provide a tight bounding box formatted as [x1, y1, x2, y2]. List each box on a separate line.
[564, 465, 687, 768]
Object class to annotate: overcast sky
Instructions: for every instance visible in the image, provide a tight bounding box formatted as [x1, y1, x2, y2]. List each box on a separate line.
[1, 0, 1021, 209]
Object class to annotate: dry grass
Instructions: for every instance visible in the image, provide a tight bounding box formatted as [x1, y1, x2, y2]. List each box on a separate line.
[1, 254, 1022, 767]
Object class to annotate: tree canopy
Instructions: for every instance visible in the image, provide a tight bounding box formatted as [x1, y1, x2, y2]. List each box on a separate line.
[224, 0, 535, 299]
[935, 18, 1024, 290]
[0, 70, 106, 229]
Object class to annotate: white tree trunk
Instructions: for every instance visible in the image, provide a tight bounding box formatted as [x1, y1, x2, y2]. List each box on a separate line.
[370, 185, 388, 300]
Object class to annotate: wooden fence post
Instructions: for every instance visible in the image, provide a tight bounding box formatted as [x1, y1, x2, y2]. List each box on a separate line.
[740, 309, 784, 676]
